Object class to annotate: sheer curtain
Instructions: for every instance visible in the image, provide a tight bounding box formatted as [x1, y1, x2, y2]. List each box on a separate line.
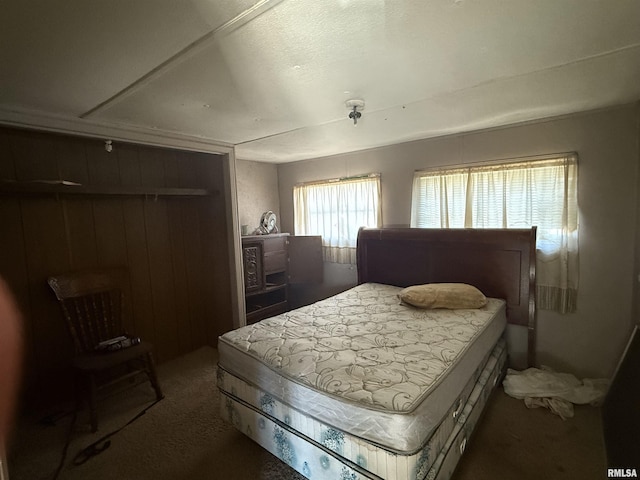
[411, 155, 578, 313]
[294, 174, 381, 264]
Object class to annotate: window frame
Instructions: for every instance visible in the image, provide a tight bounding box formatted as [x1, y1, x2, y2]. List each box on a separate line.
[409, 153, 579, 313]
[293, 173, 382, 264]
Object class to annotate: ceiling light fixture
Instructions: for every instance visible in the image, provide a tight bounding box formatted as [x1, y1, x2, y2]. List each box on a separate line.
[346, 99, 364, 126]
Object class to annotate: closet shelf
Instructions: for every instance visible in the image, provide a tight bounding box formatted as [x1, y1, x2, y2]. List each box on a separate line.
[0, 181, 217, 197]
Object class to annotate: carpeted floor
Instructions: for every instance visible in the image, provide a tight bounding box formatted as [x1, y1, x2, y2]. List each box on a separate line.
[6, 346, 607, 480]
[454, 385, 606, 480]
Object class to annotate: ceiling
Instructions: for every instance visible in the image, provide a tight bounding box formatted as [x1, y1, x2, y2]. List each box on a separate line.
[1, 0, 639, 164]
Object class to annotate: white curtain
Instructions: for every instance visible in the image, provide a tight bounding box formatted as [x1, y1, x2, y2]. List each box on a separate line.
[294, 175, 381, 264]
[411, 155, 579, 313]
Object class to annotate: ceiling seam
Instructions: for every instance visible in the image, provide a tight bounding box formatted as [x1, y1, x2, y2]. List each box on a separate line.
[80, 0, 286, 120]
[234, 42, 640, 147]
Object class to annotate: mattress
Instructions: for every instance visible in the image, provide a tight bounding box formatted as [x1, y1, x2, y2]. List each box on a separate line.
[219, 337, 507, 480]
[218, 282, 506, 452]
[219, 337, 506, 479]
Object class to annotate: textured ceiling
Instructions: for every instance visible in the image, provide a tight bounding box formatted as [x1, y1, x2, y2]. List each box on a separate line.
[1, 0, 639, 163]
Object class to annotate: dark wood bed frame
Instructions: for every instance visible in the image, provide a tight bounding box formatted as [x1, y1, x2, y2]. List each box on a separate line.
[356, 227, 537, 367]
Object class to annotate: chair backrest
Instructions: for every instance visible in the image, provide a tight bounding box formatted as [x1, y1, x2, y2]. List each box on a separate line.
[48, 268, 128, 354]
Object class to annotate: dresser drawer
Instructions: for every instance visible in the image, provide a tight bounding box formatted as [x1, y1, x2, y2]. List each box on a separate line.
[246, 300, 288, 324]
[262, 235, 287, 253]
[264, 250, 287, 273]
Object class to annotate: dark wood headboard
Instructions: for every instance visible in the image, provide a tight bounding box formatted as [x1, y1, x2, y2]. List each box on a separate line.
[357, 227, 537, 366]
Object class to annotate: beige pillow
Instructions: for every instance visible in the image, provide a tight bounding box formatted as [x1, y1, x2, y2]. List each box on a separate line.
[398, 283, 487, 309]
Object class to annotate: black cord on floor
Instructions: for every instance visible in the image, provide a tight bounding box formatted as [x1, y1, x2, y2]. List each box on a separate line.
[72, 398, 162, 466]
[49, 398, 162, 480]
[49, 407, 77, 480]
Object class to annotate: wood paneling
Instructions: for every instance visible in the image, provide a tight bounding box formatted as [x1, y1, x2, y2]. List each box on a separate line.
[179, 202, 208, 348]
[167, 200, 191, 355]
[20, 198, 73, 398]
[144, 198, 180, 361]
[64, 198, 99, 270]
[0, 126, 231, 409]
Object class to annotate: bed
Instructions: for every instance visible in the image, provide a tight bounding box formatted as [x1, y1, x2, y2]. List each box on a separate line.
[217, 227, 537, 480]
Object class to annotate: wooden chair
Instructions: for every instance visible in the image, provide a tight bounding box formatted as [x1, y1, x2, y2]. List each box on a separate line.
[48, 268, 163, 432]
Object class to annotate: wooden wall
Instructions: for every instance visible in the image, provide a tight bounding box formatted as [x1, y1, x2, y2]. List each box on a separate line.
[0, 126, 232, 408]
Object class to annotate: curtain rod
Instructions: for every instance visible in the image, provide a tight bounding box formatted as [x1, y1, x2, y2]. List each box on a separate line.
[413, 152, 577, 174]
[295, 172, 380, 187]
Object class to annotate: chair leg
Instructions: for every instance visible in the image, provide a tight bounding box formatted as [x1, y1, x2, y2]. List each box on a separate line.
[88, 374, 98, 432]
[145, 352, 164, 400]
[74, 370, 99, 432]
[72, 371, 84, 419]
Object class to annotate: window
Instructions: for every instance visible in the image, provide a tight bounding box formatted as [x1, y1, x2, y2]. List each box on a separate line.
[294, 174, 381, 264]
[410, 154, 578, 313]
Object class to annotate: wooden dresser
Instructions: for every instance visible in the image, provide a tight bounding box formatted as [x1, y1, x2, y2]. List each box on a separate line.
[241, 233, 322, 324]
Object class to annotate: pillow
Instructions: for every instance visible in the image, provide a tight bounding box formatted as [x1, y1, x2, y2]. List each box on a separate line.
[398, 283, 487, 309]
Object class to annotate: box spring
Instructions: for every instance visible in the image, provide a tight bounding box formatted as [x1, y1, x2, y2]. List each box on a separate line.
[218, 337, 507, 480]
